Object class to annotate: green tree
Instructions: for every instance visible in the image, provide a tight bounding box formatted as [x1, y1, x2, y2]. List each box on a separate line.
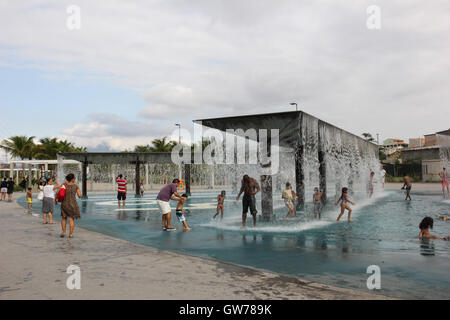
[34, 138, 86, 159]
[150, 137, 177, 152]
[134, 145, 153, 152]
[362, 133, 375, 142]
[0, 136, 35, 159]
[0, 135, 36, 177]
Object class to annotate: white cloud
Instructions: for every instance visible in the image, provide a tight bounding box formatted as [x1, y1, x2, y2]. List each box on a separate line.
[1, 0, 449, 148]
[60, 113, 174, 150]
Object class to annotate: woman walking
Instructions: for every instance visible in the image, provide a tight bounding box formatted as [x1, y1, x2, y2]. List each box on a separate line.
[42, 177, 59, 224]
[60, 173, 81, 238]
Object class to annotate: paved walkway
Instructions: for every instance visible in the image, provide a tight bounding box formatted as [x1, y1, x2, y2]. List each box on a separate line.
[0, 194, 388, 300]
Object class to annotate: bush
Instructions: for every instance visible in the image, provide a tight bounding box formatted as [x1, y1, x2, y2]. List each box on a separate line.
[385, 176, 421, 183]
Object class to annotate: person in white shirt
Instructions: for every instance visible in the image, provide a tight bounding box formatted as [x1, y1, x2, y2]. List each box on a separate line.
[42, 177, 60, 224]
[380, 166, 387, 188]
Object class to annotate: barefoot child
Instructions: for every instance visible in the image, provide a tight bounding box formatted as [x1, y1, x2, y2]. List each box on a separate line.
[313, 187, 325, 219]
[213, 190, 226, 221]
[401, 176, 412, 200]
[26, 187, 33, 212]
[282, 182, 295, 218]
[335, 187, 355, 222]
[176, 193, 191, 231]
[419, 217, 449, 240]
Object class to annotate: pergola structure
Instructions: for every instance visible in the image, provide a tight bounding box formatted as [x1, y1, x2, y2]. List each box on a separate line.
[59, 152, 198, 199]
[0, 159, 80, 185]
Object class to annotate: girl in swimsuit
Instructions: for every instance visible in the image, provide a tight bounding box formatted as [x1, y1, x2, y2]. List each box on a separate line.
[419, 217, 449, 240]
[213, 190, 226, 221]
[335, 187, 355, 222]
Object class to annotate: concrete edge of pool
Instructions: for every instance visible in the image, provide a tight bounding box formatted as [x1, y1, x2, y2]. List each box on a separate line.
[0, 194, 393, 300]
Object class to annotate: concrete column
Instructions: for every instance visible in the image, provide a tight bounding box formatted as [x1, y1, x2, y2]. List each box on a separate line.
[135, 159, 141, 198]
[260, 175, 273, 221]
[82, 157, 88, 199]
[318, 121, 327, 203]
[145, 163, 149, 186]
[184, 164, 191, 196]
[295, 146, 305, 210]
[210, 166, 215, 189]
[9, 162, 13, 179]
[111, 164, 115, 191]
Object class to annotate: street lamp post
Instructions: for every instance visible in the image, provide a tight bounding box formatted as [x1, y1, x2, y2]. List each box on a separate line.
[290, 102, 298, 111]
[175, 123, 181, 180]
[175, 123, 181, 144]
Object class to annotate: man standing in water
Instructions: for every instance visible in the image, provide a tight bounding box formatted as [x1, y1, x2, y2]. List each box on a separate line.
[236, 174, 260, 229]
[435, 168, 449, 198]
[157, 179, 182, 231]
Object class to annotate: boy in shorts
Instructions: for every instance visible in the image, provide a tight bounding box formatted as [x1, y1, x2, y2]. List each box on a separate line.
[176, 194, 191, 231]
[313, 187, 325, 219]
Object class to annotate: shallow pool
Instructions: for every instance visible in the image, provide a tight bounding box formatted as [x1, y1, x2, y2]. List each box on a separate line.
[19, 189, 450, 299]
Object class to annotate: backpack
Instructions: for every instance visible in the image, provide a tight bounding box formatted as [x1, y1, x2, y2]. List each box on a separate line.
[57, 183, 67, 202]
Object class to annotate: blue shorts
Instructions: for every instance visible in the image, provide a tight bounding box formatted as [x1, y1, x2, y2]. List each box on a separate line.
[176, 210, 185, 222]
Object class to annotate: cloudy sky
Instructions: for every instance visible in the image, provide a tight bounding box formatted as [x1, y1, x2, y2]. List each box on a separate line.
[0, 0, 449, 151]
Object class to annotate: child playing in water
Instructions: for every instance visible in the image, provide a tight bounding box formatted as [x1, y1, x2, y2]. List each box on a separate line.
[335, 187, 355, 222]
[313, 187, 325, 219]
[176, 193, 191, 231]
[437, 214, 450, 221]
[282, 182, 295, 218]
[419, 217, 449, 240]
[401, 176, 412, 200]
[368, 171, 375, 198]
[26, 187, 32, 212]
[213, 190, 226, 221]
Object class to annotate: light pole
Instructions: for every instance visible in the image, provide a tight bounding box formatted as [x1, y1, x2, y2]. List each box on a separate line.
[290, 102, 298, 111]
[175, 123, 181, 144]
[175, 123, 181, 180]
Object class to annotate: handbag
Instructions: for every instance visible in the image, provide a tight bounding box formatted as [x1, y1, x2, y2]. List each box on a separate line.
[56, 183, 67, 203]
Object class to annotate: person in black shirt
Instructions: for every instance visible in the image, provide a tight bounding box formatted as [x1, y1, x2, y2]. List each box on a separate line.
[7, 178, 15, 202]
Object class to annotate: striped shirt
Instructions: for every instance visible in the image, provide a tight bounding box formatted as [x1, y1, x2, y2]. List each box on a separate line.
[116, 179, 127, 193]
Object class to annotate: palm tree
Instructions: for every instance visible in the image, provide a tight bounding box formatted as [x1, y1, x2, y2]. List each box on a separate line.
[34, 137, 59, 159]
[134, 145, 152, 152]
[0, 135, 35, 159]
[150, 137, 178, 152]
[0, 135, 36, 177]
[362, 133, 375, 142]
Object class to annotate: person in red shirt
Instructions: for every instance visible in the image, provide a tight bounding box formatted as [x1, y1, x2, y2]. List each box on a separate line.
[116, 174, 127, 208]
